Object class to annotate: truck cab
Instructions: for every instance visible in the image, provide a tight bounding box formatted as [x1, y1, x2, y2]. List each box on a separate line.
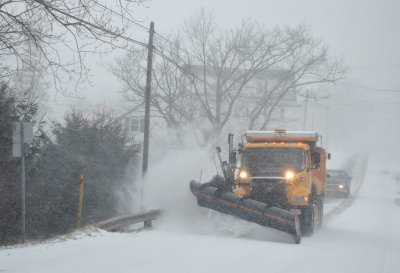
[232, 129, 328, 235]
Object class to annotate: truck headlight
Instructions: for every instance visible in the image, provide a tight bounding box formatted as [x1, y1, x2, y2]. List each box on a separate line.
[238, 169, 249, 179]
[236, 168, 251, 186]
[285, 170, 295, 179]
[338, 184, 344, 189]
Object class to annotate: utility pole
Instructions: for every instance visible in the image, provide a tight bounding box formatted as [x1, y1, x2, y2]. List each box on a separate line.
[326, 104, 330, 150]
[20, 122, 26, 243]
[302, 91, 309, 130]
[303, 91, 314, 130]
[141, 22, 154, 209]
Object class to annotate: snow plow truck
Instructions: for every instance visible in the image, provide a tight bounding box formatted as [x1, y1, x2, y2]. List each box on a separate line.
[190, 129, 329, 244]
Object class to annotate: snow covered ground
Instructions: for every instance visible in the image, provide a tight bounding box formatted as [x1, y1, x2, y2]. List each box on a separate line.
[1, 153, 400, 273]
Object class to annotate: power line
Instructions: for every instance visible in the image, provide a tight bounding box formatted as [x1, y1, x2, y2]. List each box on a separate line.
[85, 4, 206, 84]
[153, 32, 200, 61]
[152, 47, 210, 87]
[92, 1, 203, 64]
[36, 0, 149, 48]
[349, 64, 400, 69]
[337, 82, 400, 93]
[92, 1, 150, 33]
[89, 2, 207, 80]
[80, 2, 204, 68]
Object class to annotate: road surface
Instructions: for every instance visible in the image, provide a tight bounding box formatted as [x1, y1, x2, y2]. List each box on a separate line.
[1, 154, 399, 273]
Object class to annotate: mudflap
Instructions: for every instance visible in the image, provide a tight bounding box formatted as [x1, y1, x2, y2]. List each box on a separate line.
[190, 180, 301, 244]
[315, 197, 324, 230]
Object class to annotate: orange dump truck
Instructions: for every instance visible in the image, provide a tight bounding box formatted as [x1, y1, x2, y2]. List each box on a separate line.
[190, 129, 329, 243]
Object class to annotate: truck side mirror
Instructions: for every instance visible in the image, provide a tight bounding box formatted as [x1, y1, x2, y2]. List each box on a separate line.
[328, 153, 331, 160]
[312, 151, 321, 169]
[216, 146, 222, 153]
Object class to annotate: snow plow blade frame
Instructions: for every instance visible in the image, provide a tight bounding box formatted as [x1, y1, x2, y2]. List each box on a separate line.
[190, 180, 301, 244]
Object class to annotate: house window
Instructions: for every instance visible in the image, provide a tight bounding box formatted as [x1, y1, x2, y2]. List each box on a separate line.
[129, 118, 144, 133]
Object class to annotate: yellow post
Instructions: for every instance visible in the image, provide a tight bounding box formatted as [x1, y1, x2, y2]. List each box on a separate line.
[76, 174, 84, 229]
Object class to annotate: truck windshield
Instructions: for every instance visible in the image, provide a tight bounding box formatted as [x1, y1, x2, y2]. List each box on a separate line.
[242, 148, 306, 177]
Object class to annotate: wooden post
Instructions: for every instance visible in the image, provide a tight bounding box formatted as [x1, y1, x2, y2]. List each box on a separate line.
[141, 21, 155, 210]
[20, 122, 25, 243]
[76, 174, 84, 229]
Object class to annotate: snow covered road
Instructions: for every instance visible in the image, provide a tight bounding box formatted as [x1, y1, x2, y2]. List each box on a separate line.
[1, 154, 400, 273]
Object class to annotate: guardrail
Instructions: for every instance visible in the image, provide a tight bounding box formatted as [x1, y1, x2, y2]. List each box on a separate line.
[92, 209, 163, 232]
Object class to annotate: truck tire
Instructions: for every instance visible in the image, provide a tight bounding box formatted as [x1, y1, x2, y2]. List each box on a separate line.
[300, 205, 314, 236]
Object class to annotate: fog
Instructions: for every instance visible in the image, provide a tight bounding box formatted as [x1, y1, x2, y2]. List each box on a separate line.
[122, 0, 400, 234]
[44, 0, 400, 157]
[7, 0, 398, 215]
[36, 1, 400, 222]
[2, 1, 400, 270]
[145, 0, 400, 156]
[4, 150, 400, 273]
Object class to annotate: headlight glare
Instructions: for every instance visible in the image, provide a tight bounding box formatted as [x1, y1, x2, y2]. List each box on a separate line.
[239, 170, 249, 179]
[285, 170, 295, 179]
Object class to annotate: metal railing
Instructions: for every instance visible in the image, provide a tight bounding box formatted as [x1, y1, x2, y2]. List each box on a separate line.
[92, 209, 162, 232]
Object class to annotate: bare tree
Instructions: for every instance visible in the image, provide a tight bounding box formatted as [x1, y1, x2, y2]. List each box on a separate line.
[238, 26, 345, 130]
[110, 41, 196, 128]
[111, 10, 345, 142]
[0, 0, 149, 95]
[176, 10, 308, 140]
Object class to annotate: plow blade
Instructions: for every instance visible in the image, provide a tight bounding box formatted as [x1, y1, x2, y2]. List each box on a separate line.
[190, 180, 301, 244]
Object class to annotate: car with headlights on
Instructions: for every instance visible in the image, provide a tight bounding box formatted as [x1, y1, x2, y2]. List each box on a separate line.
[326, 169, 352, 198]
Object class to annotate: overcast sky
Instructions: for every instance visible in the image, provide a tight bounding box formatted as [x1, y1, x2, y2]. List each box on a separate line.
[142, 0, 400, 90]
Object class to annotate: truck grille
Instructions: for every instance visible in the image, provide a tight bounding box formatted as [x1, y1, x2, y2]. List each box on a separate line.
[249, 177, 288, 208]
[251, 177, 286, 192]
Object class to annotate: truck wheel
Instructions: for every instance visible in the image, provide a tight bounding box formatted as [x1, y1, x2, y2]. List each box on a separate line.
[300, 206, 314, 236]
